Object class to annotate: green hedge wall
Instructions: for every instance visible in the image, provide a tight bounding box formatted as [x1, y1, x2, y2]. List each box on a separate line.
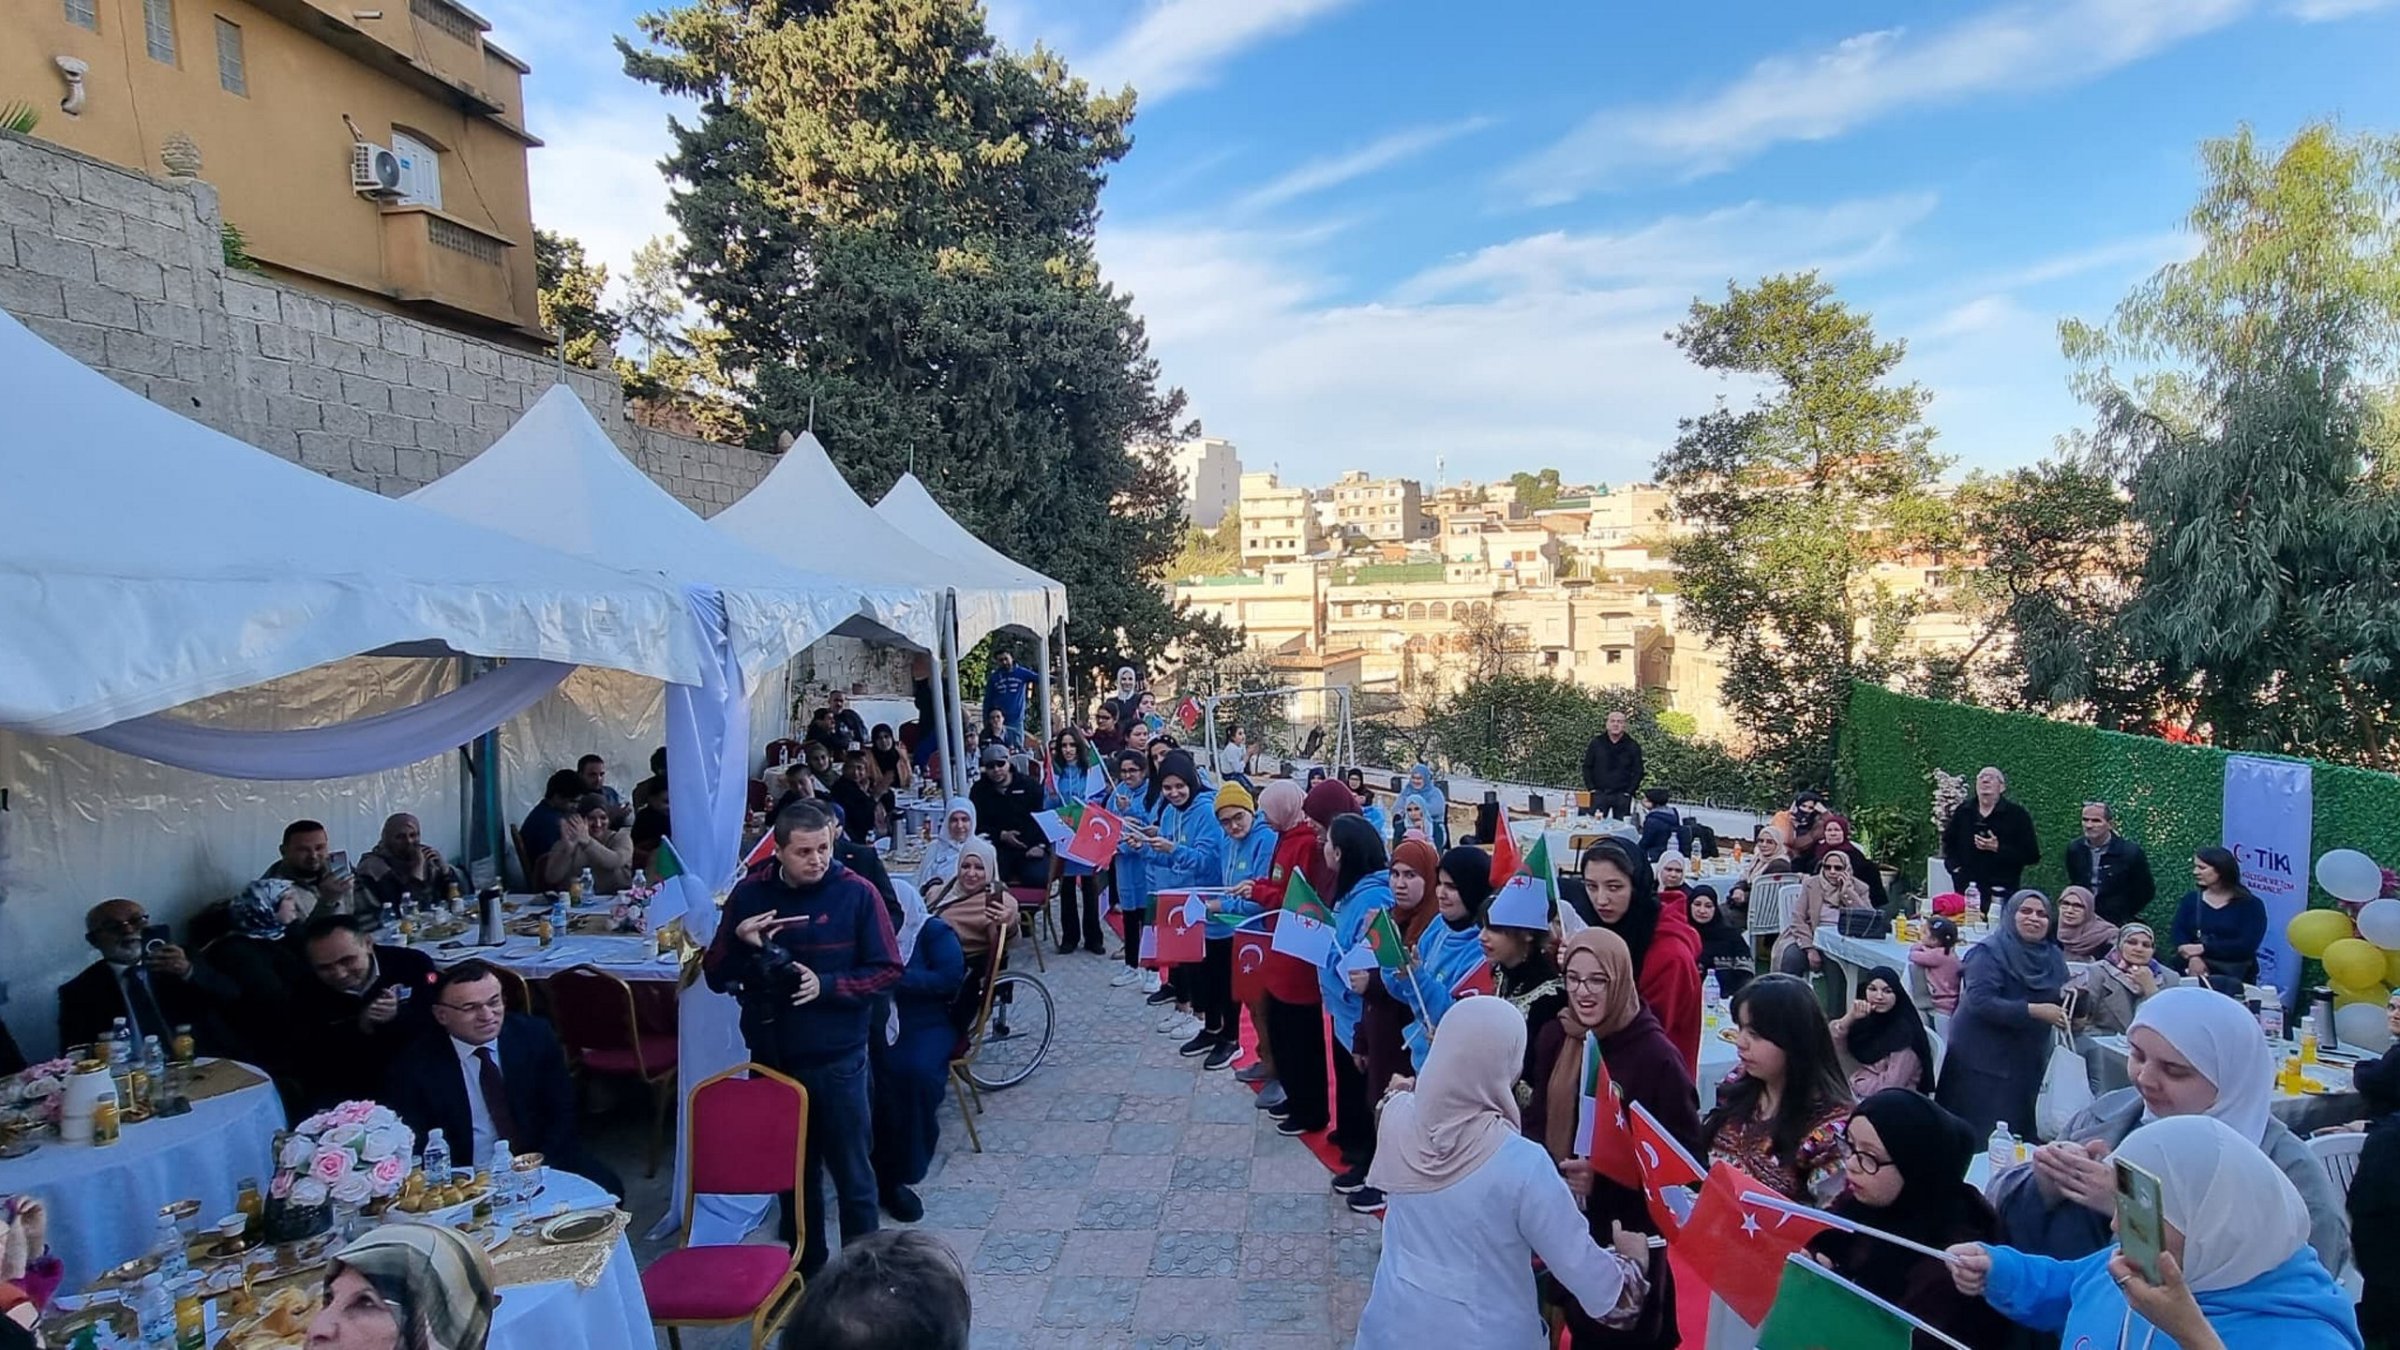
[1837, 683, 2400, 934]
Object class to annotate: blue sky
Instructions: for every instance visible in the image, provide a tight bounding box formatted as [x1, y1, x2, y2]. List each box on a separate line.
[478, 0, 2400, 487]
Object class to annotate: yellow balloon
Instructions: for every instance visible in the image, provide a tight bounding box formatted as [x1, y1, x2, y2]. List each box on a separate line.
[2324, 938, 2387, 989]
[2334, 982, 2389, 1009]
[2289, 907, 2358, 959]
[2385, 948, 2400, 988]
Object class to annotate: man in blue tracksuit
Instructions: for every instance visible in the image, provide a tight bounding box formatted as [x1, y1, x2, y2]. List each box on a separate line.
[982, 650, 1039, 742]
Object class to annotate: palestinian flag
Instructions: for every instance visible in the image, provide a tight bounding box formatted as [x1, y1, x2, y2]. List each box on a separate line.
[1755, 1255, 1923, 1350]
[741, 831, 775, 871]
[1365, 907, 1410, 972]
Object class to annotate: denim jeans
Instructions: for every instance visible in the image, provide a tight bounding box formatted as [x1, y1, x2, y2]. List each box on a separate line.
[775, 1046, 879, 1276]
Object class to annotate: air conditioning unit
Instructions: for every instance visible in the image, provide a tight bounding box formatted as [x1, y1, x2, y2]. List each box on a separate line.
[351, 142, 403, 198]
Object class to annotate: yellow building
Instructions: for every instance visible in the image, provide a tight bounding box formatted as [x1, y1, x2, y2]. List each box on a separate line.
[9, 0, 545, 341]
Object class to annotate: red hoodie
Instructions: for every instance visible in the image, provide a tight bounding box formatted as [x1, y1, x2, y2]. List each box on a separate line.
[1253, 816, 1325, 1005]
[1640, 901, 1704, 1070]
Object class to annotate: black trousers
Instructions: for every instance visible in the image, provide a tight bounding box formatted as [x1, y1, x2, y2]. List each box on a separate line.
[1193, 937, 1236, 1043]
[1593, 792, 1634, 820]
[1328, 1035, 1372, 1166]
[1263, 994, 1328, 1130]
[1058, 873, 1103, 952]
[1122, 906, 1147, 970]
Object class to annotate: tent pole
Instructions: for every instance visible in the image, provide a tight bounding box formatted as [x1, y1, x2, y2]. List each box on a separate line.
[1035, 602, 1054, 755]
[926, 627, 956, 800]
[945, 594, 971, 785]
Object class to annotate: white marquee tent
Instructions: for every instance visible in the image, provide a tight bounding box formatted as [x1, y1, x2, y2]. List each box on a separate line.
[873, 472, 1068, 743]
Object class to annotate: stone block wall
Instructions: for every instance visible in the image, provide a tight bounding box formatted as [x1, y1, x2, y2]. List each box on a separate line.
[0, 129, 768, 512]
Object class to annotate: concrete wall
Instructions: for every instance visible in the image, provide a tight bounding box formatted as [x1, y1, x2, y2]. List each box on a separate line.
[0, 129, 769, 512]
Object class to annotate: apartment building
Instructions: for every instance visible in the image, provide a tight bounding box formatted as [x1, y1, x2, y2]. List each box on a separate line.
[1171, 436, 1241, 528]
[1238, 471, 1325, 564]
[11, 0, 546, 341]
[1327, 471, 1433, 545]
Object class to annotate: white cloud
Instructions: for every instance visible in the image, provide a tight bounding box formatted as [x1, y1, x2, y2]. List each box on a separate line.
[1236, 118, 1494, 212]
[1505, 0, 2263, 201]
[2285, 0, 2398, 17]
[1082, 0, 1361, 103]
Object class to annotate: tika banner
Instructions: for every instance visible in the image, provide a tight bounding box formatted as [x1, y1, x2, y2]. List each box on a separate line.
[2224, 754, 2312, 1000]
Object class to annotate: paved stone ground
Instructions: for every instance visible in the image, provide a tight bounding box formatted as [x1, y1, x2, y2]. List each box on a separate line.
[596, 934, 1380, 1348]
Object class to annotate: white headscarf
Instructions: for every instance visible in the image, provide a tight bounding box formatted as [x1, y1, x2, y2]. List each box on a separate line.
[2112, 1114, 2310, 1293]
[2125, 985, 2274, 1144]
[912, 796, 976, 891]
[886, 878, 931, 1045]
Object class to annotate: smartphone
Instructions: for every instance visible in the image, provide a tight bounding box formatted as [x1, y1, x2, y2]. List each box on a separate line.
[141, 923, 172, 954]
[328, 849, 354, 880]
[2114, 1156, 2166, 1285]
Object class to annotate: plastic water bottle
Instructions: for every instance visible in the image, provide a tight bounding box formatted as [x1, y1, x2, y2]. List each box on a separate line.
[1987, 1122, 2016, 1174]
[490, 1138, 517, 1215]
[141, 1034, 165, 1074]
[422, 1128, 451, 1185]
[2257, 987, 2284, 1042]
[630, 869, 648, 895]
[133, 1273, 174, 1347]
[1701, 970, 1723, 1015]
[108, 1017, 132, 1066]
[151, 1209, 188, 1285]
[578, 867, 596, 898]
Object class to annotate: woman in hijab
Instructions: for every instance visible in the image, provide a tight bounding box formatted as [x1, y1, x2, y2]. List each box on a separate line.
[912, 798, 976, 892]
[204, 877, 311, 1073]
[1381, 839, 1488, 1078]
[1345, 768, 1390, 838]
[1774, 847, 1872, 978]
[1485, 875, 1569, 1091]
[1524, 928, 1700, 1350]
[1257, 779, 1355, 1135]
[1356, 996, 1652, 1350]
[1830, 965, 1934, 1095]
[1990, 984, 2348, 1273]
[2345, 992, 2400, 1345]
[925, 837, 1019, 969]
[309, 1222, 499, 1350]
[1351, 836, 1442, 1207]
[1934, 888, 2069, 1137]
[871, 879, 964, 1224]
[1320, 814, 1395, 1194]
[1954, 1115, 2360, 1350]
[1808, 814, 1889, 911]
[1242, 779, 1320, 1116]
[829, 752, 881, 844]
[866, 723, 911, 800]
[2053, 885, 2120, 962]
[1579, 839, 1702, 1069]
[1398, 763, 1449, 848]
[2071, 921, 2179, 1036]
[1808, 1091, 2011, 1350]
[1685, 886, 1754, 998]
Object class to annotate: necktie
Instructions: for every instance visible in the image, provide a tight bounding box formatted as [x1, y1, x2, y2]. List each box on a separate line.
[475, 1047, 521, 1145]
[122, 968, 167, 1041]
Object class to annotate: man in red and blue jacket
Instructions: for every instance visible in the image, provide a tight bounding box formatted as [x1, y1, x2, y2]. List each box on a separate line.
[708, 799, 901, 1276]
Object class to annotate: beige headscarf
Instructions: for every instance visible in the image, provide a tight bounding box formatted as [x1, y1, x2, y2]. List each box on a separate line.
[1367, 994, 1527, 1195]
[1543, 928, 1641, 1161]
[329, 1222, 499, 1350]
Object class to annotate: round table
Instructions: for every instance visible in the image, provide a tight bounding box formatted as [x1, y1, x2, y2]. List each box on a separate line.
[487, 1170, 654, 1350]
[0, 1061, 284, 1283]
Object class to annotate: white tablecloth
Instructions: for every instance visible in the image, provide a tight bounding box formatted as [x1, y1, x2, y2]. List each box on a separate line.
[488, 1170, 654, 1350]
[412, 924, 684, 983]
[0, 1062, 284, 1283]
[1507, 816, 1634, 874]
[1697, 1014, 1739, 1113]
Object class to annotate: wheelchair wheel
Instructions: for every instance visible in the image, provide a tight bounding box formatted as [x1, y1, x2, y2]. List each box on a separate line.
[963, 971, 1054, 1091]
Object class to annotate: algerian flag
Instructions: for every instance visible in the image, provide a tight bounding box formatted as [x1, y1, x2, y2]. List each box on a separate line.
[649, 837, 687, 882]
[1756, 1253, 1950, 1350]
[1523, 833, 1554, 900]
[1365, 907, 1410, 972]
[1269, 872, 1336, 967]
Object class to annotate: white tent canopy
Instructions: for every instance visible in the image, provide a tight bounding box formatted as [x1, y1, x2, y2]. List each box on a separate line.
[873, 472, 1067, 634]
[406, 385, 932, 683]
[711, 431, 1022, 651]
[0, 312, 704, 736]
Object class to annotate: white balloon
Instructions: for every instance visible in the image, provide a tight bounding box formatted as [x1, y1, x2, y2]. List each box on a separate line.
[2359, 899, 2400, 952]
[2336, 1001, 2395, 1055]
[2318, 849, 2386, 904]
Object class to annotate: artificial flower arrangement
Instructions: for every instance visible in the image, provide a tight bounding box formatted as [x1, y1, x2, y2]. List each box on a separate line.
[264, 1101, 413, 1238]
[6, 1061, 75, 1126]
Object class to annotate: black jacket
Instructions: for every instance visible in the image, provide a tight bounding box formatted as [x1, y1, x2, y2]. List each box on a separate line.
[970, 771, 1044, 860]
[706, 859, 902, 1066]
[382, 1017, 583, 1173]
[1940, 797, 2041, 901]
[200, 932, 311, 1074]
[288, 945, 441, 1113]
[2063, 833, 2157, 926]
[2353, 1112, 2400, 1341]
[1581, 732, 1644, 797]
[58, 958, 235, 1054]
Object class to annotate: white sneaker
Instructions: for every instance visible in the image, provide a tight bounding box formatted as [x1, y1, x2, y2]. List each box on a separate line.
[1156, 1010, 1189, 1033]
[1166, 1013, 1203, 1038]
[1109, 967, 1140, 988]
[1141, 970, 1164, 994]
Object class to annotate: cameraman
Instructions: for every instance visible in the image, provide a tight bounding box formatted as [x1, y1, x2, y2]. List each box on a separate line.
[706, 801, 902, 1277]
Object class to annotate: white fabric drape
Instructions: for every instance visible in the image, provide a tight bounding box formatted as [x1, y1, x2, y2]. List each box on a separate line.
[77, 660, 572, 780]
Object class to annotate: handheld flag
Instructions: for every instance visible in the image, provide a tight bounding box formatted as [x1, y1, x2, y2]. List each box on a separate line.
[1577, 1038, 1641, 1188]
[1754, 1253, 1950, 1350]
[1449, 957, 1495, 999]
[1062, 801, 1126, 869]
[1627, 1101, 1705, 1236]
[1489, 809, 1521, 886]
[1137, 922, 1159, 968]
[1523, 834, 1554, 900]
[1231, 915, 1274, 1004]
[1365, 907, 1411, 972]
[740, 831, 776, 872]
[1338, 942, 1379, 975]
[1269, 872, 1336, 967]
[648, 836, 688, 882]
[1676, 1164, 1839, 1326]
[1153, 891, 1209, 966]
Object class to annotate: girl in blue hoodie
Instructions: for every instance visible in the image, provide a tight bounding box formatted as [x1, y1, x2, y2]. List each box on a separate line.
[1951, 1113, 2361, 1350]
[1104, 749, 1160, 992]
[1318, 813, 1394, 1181]
[1145, 751, 1224, 1041]
[1188, 780, 1276, 1071]
[1386, 843, 1490, 1071]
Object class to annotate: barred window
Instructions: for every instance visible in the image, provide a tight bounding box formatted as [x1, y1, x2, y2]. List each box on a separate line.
[144, 0, 178, 63]
[215, 17, 247, 95]
[64, 0, 98, 32]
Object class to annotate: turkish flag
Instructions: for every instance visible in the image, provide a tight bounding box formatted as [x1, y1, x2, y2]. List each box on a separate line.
[1449, 958, 1495, 999]
[1578, 1044, 1642, 1189]
[1232, 920, 1273, 1004]
[1628, 1101, 1706, 1236]
[1677, 1163, 1838, 1326]
[1062, 802, 1125, 870]
[1154, 891, 1207, 966]
[1488, 809, 1521, 886]
[742, 832, 776, 871]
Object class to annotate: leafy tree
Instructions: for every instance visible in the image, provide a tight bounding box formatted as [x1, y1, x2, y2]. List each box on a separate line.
[1422, 676, 1776, 808]
[2030, 123, 2400, 764]
[622, 0, 1195, 672]
[532, 229, 620, 368]
[1657, 273, 1949, 790]
[621, 235, 687, 363]
[1169, 508, 1242, 580]
[1508, 467, 1564, 511]
[1945, 459, 2134, 708]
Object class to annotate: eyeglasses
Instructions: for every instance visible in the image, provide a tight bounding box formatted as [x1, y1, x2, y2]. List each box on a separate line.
[92, 913, 150, 933]
[438, 995, 507, 1015]
[1845, 1145, 1894, 1174]
[1562, 974, 1611, 994]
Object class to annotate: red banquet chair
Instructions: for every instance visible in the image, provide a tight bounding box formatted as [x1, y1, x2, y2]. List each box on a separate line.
[641, 1065, 809, 1350]
[545, 964, 679, 1176]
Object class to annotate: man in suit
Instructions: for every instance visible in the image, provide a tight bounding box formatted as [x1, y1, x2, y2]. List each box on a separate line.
[2065, 800, 2158, 926]
[383, 961, 622, 1199]
[58, 899, 235, 1052]
[290, 915, 439, 1113]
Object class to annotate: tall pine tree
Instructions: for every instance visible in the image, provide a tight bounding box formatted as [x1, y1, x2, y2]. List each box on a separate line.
[621, 0, 1194, 675]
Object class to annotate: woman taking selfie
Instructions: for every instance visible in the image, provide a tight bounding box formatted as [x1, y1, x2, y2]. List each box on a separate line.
[1934, 889, 2068, 1138]
[1700, 974, 1852, 1205]
[1807, 1091, 2010, 1350]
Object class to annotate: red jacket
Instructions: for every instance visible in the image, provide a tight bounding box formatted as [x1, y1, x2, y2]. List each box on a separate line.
[1252, 818, 1324, 1005]
[1640, 902, 1704, 1070]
